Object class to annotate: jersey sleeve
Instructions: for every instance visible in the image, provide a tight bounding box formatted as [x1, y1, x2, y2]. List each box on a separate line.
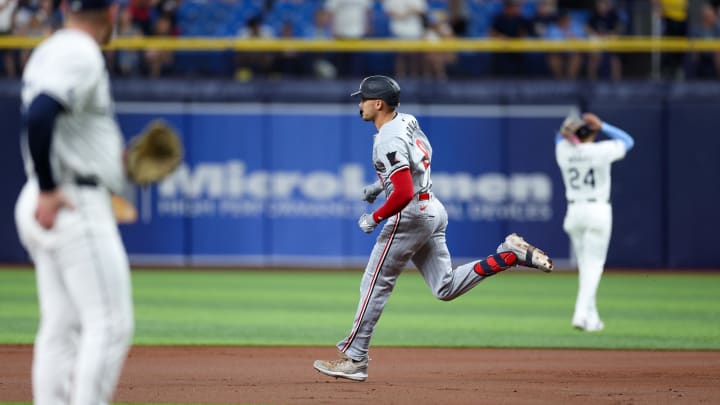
[33, 45, 102, 112]
[601, 122, 634, 151]
[598, 139, 627, 162]
[373, 137, 410, 179]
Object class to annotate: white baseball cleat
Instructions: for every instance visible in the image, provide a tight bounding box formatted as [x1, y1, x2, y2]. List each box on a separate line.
[573, 320, 605, 332]
[313, 352, 368, 382]
[497, 233, 553, 273]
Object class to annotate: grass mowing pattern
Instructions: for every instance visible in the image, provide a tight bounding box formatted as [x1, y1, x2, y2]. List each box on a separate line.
[1, 268, 718, 349]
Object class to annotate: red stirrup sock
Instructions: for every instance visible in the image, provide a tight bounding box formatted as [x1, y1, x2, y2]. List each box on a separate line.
[473, 252, 518, 276]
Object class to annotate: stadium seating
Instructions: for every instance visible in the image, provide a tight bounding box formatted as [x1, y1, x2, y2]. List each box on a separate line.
[167, 0, 620, 78]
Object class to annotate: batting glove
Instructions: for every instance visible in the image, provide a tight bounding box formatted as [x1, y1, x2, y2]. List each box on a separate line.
[358, 213, 378, 233]
[361, 181, 384, 203]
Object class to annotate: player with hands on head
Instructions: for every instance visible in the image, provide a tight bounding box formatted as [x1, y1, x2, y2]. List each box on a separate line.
[313, 75, 554, 382]
[556, 111, 634, 332]
[14, 1, 135, 404]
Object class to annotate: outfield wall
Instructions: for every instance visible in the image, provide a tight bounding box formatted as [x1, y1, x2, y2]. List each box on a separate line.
[0, 79, 718, 269]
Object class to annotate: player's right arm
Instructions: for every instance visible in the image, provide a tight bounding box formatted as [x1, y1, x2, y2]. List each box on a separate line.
[21, 35, 97, 229]
[26, 93, 73, 229]
[26, 94, 64, 192]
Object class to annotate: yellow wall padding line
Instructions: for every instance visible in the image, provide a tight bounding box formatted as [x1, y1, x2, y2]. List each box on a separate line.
[1, 36, 719, 52]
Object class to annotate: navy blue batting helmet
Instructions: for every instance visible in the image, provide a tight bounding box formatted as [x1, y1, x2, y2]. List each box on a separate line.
[351, 75, 401, 107]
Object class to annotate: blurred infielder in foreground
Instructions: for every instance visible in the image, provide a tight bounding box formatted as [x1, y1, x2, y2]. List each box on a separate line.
[313, 75, 554, 382]
[556, 112, 634, 332]
[14, 1, 133, 404]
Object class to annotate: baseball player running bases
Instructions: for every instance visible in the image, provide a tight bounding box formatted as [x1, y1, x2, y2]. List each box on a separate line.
[14, 1, 134, 404]
[556, 112, 634, 332]
[313, 75, 553, 382]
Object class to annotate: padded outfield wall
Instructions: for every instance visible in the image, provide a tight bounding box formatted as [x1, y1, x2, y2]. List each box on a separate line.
[0, 79, 718, 269]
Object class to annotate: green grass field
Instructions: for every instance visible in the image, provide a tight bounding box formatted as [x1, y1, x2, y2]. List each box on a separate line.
[1, 268, 719, 349]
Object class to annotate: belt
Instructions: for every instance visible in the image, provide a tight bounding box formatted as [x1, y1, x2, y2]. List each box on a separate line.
[568, 198, 607, 203]
[418, 192, 431, 201]
[75, 175, 99, 187]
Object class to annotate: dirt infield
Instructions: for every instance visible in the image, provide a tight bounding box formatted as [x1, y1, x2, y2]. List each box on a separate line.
[2, 345, 719, 404]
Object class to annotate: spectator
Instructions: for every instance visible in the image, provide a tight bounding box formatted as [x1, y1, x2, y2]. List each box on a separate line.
[14, 0, 53, 72]
[308, 7, 332, 39]
[128, 0, 153, 35]
[448, 0, 469, 37]
[531, 0, 558, 38]
[384, 0, 427, 79]
[0, 0, 18, 78]
[654, 0, 688, 79]
[423, 9, 456, 81]
[691, 3, 720, 78]
[235, 14, 276, 80]
[154, 0, 179, 35]
[544, 9, 586, 79]
[306, 8, 338, 79]
[323, 0, 373, 77]
[108, 6, 143, 77]
[325, 0, 372, 39]
[489, 0, 533, 77]
[586, 0, 624, 81]
[144, 13, 174, 78]
[558, 0, 594, 8]
[272, 20, 306, 77]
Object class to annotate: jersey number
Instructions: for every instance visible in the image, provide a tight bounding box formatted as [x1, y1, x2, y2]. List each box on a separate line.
[568, 168, 595, 189]
[415, 139, 430, 169]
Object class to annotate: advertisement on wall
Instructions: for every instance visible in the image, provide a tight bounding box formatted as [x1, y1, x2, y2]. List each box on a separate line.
[116, 103, 573, 268]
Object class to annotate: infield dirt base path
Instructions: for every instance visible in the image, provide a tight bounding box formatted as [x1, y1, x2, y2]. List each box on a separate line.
[1, 345, 719, 404]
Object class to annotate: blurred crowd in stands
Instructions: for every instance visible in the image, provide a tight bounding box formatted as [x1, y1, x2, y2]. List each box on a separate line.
[0, 0, 719, 80]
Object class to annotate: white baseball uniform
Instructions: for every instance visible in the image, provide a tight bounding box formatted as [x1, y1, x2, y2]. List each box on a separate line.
[15, 28, 133, 405]
[555, 121, 634, 331]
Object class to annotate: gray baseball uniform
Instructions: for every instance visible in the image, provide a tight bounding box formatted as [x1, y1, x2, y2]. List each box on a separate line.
[338, 112, 502, 360]
[314, 75, 552, 381]
[14, 19, 134, 405]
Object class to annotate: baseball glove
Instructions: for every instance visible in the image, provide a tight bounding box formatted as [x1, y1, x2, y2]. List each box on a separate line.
[126, 119, 183, 185]
[560, 114, 585, 144]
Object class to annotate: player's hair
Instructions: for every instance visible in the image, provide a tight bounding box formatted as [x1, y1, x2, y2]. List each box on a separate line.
[574, 124, 596, 140]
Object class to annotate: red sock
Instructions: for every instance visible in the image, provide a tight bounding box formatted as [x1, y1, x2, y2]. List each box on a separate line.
[473, 252, 518, 276]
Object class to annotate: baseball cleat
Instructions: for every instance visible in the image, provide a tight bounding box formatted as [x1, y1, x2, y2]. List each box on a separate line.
[573, 320, 605, 332]
[497, 233, 553, 272]
[313, 353, 368, 382]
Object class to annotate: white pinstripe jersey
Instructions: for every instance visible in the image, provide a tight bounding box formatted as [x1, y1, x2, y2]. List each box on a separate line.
[21, 28, 125, 192]
[555, 139, 627, 202]
[372, 112, 432, 198]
